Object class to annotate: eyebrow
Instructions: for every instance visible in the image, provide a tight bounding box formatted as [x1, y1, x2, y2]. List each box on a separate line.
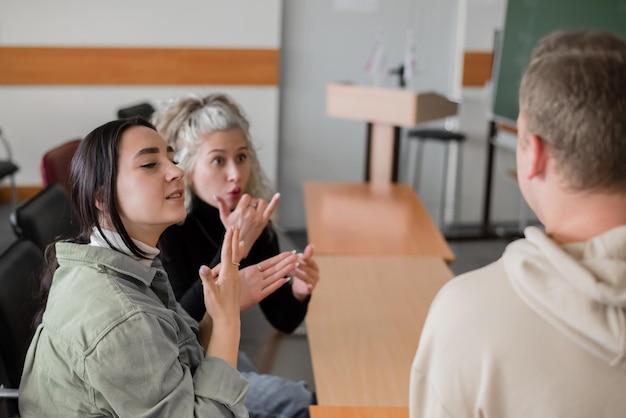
[134, 146, 175, 158]
[207, 146, 249, 154]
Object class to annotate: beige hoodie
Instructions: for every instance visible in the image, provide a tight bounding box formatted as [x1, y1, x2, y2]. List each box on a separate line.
[410, 226, 626, 418]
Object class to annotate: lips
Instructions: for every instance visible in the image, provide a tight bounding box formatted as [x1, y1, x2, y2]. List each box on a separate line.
[228, 187, 242, 199]
[166, 189, 184, 200]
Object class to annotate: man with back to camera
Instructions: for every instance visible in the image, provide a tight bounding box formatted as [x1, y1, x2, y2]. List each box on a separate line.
[410, 29, 626, 417]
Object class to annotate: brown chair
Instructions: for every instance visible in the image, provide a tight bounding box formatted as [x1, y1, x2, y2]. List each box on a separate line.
[39, 139, 81, 193]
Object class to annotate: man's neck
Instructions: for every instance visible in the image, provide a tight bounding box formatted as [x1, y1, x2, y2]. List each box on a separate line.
[542, 190, 626, 245]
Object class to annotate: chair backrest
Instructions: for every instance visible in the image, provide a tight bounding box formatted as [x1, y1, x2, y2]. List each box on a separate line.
[0, 239, 43, 414]
[117, 102, 155, 120]
[39, 139, 81, 193]
[10, 184, 79, 252]
[0, 128, 20, 209]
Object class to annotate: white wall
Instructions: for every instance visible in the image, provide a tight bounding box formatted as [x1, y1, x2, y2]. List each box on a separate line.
[0, 1, 280, 47]
[0, 0, 282, 187]
[2, 0, 530, 230]
[278, 0, 466, 229]
[278, 0, 531, 230]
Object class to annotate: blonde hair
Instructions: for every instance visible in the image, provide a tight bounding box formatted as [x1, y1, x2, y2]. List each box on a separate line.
[151, 93, 273, 210]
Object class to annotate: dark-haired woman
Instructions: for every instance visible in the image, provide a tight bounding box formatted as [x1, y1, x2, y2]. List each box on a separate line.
[20, 118, 248, 417]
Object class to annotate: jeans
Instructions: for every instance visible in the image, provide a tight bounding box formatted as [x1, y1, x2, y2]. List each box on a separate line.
[238, 351, 315, 418]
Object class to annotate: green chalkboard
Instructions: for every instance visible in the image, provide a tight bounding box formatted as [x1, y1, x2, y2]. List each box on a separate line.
[492, 0, 626, 125]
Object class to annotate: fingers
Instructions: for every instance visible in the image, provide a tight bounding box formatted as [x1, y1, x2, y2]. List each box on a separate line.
[220, 226, 240, 277]
[215, 195, 232, 224]
[262, 193, 281, 221]
[237, 240, 245, 263]
[233, 232, 242, 264]
[303, 243, 315, 259]
[291, 249, 320, 292]
[218, 194, 252, 225]
[292, 244, 317, 280]
[237, 193, 279, 219]
[261, 276, 290, 297]
[212, 262, 222, 275]
[256, 250, 298, 273]
[261, 260, 297, 289]
[199, 265, 217, 292]
[230, 227, 240, 263]
[254, 251, 298, 295]
[216, 193, 278, 221]
[237, 194, 253, 211]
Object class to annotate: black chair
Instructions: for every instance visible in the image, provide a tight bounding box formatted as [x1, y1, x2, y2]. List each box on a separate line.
[117, 102, 155, 120]
[0, 128, 19, 209]
[10, 184, 79, 252]
[0, 240, 44, 418]
[405, 128, 466, 228]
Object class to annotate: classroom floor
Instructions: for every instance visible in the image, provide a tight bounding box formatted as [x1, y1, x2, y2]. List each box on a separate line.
[0, 201, 512, 394]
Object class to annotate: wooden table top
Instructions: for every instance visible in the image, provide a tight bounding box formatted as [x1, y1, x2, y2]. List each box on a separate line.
[304, 182, 454, 262]
[310, 406, 408, 418]
[306, 255, 453, 406]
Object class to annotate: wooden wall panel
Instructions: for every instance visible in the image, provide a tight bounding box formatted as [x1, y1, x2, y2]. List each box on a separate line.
[462, 51, 493, 87]
[0, 47, 279, 86]
[0, 186, 41, 204]
[497, 123, 518, 133]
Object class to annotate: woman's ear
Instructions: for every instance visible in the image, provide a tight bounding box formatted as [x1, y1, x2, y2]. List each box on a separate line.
[94, 187, 105, 212]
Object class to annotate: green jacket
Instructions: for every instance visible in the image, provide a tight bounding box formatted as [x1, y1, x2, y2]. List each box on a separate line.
[19, 242, 248, 417]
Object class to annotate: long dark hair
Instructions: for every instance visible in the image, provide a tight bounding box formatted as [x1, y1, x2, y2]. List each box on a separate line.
[35, 117, 157, 325]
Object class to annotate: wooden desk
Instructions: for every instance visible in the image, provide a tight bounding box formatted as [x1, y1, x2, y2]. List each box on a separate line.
[310, 406, 408, 418]
[304, 182, 454, 262]
[306, 255, 453, 406]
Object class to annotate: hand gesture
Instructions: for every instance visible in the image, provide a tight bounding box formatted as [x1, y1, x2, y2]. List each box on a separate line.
[199, 226, 242, 366]
[239, 251, 299, 311]
[215, 193, 280, 258]
[290, 244, 320, 301]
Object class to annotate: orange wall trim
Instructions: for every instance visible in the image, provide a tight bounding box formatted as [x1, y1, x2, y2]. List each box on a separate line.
[2, 47, 489, 88]
[497, 123, 518, 134]
[0, 47, 279, 86]
[0, 186, 41, 204]
[462, 51, 493, 87]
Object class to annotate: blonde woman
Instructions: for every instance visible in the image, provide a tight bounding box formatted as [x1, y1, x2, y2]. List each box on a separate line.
[154, 93, 319, 418]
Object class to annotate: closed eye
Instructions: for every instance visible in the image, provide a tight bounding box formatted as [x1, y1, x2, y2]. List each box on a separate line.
[141, 162, 157, 169]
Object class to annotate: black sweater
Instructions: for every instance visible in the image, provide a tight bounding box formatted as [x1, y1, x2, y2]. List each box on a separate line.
[159, 194, 308, 334]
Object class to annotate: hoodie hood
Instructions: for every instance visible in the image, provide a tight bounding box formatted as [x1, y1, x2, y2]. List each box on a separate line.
[503, 225, 626, 367]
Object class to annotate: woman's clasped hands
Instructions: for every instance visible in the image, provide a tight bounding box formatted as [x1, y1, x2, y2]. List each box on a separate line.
[213, 192, 320, 308]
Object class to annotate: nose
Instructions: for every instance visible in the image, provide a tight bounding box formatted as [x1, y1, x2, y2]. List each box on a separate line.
[227, 161, 241, 182]
[167, 162, 184, 181]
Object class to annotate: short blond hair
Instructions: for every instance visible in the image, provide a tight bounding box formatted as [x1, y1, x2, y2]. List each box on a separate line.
[519, 30, 626, 193]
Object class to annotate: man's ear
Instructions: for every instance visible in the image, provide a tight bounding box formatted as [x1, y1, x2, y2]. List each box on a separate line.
[526, 134, 548, 179]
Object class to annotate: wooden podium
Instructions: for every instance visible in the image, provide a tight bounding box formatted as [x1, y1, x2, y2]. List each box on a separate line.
[326, 83, 458, 184]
